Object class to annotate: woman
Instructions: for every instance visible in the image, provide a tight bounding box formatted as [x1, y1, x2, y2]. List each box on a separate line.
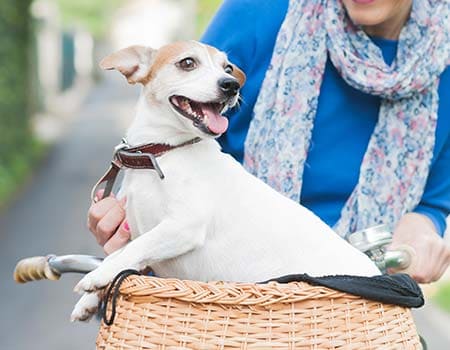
[88, 0, 450, 283]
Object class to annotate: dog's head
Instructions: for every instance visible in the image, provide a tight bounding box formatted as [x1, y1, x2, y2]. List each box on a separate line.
[100, 41, 246, 138]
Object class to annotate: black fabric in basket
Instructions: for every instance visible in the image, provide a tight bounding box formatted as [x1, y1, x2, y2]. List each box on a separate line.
[264, 273, 424, 308]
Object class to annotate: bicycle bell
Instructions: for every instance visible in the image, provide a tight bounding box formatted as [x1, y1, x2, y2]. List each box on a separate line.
[347, 224, 411, 272]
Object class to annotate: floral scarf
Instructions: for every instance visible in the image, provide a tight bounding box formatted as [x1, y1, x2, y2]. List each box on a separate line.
[244, 0, 450, 237]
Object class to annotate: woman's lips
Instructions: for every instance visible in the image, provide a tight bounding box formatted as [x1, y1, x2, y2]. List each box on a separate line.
[352, 0, 376, 4]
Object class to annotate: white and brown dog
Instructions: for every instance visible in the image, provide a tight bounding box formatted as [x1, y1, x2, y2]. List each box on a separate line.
[71, 41, 380, 321]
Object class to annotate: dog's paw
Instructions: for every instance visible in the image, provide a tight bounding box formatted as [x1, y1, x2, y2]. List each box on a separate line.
[74, 270, 111, 294]
[71, 293, 100, 322]
[74, 261, 128, 294]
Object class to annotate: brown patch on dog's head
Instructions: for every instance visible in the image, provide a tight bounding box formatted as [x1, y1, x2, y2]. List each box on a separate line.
[146, 41, 193, 82]
[230, 64, 246, 87]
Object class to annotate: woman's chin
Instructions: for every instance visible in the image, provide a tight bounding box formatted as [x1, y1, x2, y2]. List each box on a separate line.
[342, 0, 410, 28]
[344, 7, 392, 27]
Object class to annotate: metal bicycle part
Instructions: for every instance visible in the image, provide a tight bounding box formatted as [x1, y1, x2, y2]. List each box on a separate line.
[383, 249, 412, 271]
[14, 254, 103, 284]
[347, 224, 413, 273]
[49, 255, 103, 273]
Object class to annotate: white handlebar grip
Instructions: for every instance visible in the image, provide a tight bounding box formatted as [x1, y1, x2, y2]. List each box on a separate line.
[14, 256, 61, 283]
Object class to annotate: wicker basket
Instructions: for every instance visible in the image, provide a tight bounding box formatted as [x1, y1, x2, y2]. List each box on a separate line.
[96, 275, 421, 350]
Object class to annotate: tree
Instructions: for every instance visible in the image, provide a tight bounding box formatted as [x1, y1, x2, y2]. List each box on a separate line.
[0, 0, 36, 202]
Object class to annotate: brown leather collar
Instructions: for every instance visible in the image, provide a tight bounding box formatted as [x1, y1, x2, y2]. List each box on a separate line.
[91, 137, 201, 202]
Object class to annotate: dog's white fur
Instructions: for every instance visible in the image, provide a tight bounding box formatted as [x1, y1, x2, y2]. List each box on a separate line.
[71, 41, 380, 322]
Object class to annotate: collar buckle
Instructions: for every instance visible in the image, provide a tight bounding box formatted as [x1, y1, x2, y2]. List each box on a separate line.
[112, 138, 130, 168]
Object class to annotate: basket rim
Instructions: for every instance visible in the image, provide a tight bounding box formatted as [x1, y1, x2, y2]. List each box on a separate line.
[111, 275, 377, 307]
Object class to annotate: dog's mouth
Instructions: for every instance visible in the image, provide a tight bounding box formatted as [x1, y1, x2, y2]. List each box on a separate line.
[169, 95, 229, 136]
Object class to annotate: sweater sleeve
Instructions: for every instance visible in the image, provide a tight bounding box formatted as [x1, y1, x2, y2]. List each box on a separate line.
[200, 0, 258, 72]
[414, 135, 450, 236]
[413, 68, 450, 237]
[200, 0, 289, 74]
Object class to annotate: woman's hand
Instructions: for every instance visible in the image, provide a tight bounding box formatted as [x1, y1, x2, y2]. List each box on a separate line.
[389, 212, 450, 283]
[87, 190, 130, 254]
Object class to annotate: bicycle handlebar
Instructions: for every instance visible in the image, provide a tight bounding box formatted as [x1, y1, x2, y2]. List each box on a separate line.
[14, 255, 103, 284]
[375, 245, 415, 273]
[14, 248, 412, 284]
[383, 249, 412, 270]
[14, 255, 61, 283]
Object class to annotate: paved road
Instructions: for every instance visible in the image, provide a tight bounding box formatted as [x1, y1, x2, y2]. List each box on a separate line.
[1, 75, 449, 349]
[0, 75, 139, 350]
[413, 304, 450, 349]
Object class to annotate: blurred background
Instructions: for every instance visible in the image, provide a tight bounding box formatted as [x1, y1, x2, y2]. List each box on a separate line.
[0, 1, 448, 349]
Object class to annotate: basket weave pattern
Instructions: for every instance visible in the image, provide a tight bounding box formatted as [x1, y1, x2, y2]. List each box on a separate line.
[96, 275, 421, 349]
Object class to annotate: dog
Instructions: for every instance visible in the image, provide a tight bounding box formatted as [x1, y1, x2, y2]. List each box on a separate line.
[71, 40, 380, 321]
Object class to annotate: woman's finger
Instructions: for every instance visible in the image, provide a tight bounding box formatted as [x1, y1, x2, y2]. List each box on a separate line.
[433, 246, 450, 281]
[103, 221, 131, 255]
[87, 197, 118, 232]
[95, 203, 126, 246]
[94, 189, 119, 202]
[94, 189, 106, 202]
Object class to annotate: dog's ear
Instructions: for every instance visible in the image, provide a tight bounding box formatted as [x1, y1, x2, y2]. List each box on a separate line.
[99, 45, 156, 84]
[231, 64, 246, 88]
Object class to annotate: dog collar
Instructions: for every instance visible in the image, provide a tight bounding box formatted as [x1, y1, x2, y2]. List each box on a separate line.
[91, 137, 202, 202]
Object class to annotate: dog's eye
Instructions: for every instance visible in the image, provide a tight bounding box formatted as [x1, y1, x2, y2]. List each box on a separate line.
[224, 64, 234, 74]
[177, 57, 197, 71]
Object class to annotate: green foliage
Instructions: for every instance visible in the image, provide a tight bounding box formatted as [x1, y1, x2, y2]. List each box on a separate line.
[55, 0, 123, 38]
[433, 281, 450, 314]
[56, 0, 222, 39]
[196, 0, 222, 37]
[0, 140, 46, 207]
[0, 0, 41, 204]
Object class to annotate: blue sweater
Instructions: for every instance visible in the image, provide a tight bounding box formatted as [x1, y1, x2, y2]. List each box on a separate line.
[201, 0, 450, 236]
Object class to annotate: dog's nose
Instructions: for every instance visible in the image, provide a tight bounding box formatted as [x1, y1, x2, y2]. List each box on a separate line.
[218, 78, 240, 97]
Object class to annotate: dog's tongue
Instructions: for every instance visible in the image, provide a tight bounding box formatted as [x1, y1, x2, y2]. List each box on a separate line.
[202, 104, 228, 134]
